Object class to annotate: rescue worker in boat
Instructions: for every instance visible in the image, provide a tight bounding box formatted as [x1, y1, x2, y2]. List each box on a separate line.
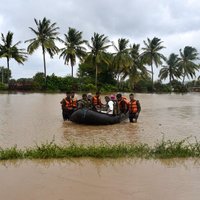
[128, 93, 141, 123]
[110, 94, 119, 116]
[87, 93, 93, 109]
[60, 91, 74, 121]
[104, 96, 114, 115]
[116, 93, 129, 114]
[92, 91, 102, 111]
[87, 93, 93, 103]
[77, 93, 91, 109]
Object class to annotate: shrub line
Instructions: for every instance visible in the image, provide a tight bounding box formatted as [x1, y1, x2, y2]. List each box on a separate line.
[1, 139, 200, 160]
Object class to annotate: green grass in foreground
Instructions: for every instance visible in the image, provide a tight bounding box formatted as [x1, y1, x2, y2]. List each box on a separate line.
[1, 138, 200, 160]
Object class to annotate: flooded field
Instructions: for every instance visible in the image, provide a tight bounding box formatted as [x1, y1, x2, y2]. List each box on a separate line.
[0, 92, 200, 200]
[0, 92, 200, 148]
[1, 158, 200, 200]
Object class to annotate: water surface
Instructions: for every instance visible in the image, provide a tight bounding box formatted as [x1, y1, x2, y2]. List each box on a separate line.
[1, 92, 200, 200]
[0, 158, 200, 200]
[0, 92, 200, 148]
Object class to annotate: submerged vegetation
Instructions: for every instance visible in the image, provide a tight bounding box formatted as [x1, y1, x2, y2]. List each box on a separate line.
[1, 138, 200, 160]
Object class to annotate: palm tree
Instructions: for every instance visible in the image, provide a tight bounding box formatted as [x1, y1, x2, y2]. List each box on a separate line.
[25, 17, 59, 87]
[59, 27, 86, 77]
[112, 38, 132, 88]
[159, 53, 181, 88]
[86, 33, 110, 88]
[141, 37, 165, 90]
[0, 31, 27, 81]
[179, 46, 199, 84]
[122, 43, 148, 89]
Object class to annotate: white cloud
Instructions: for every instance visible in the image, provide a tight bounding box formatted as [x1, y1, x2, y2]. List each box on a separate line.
[0, 0, 200, 80]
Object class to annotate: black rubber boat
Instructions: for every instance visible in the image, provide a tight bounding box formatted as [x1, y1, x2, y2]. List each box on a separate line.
[70, 108, 128, 125]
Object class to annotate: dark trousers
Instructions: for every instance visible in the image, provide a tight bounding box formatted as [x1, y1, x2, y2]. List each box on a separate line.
[62, 109, 74, 121]
[129, 112, 139, 123]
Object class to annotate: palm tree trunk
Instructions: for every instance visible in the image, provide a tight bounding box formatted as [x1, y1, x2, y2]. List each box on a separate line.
[6, 57, 10, 83]
[95, 64, 98, 89]
[42, 45, 47, 88]
[1, 67, 4, 83]
[71, 64, 74, 78]
[6, 57, 10, 71]
[182, 73, 185, 85]
[151, 62, 154, 92]
[117, 74, 120, 90]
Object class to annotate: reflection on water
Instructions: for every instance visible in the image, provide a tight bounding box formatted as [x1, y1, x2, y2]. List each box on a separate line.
[1, 158, 200, 200]
[1, 93, 200, 200]
[62, 121, 140, 145]
[0, 92, 200, 148]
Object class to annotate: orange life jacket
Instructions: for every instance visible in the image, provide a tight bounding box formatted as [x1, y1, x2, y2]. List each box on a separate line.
[118, 97, 129, 106]
[65, 98, 73, 110]
[71, 98, 77, 108]
[118, 97, 129, 113]
[129, 100, 138, 113]
[122, 96, 129, 105]
[92, 96, 102, 106]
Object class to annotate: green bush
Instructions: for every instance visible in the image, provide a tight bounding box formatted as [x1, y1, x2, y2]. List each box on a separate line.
[101, 84, 118, 92]
[134, 79, 152, 92]
[171, 80, 188, 93]
[81, 83, 96, 92]
[154, 81, 171, 93]
[33, 72, 46, 90]
[58, 76, 79, 92]
[0, 82, 7, 90]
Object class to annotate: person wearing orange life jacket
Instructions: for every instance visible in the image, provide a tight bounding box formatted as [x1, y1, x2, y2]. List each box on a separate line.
[92, 91, 102, 111]
[71, 91, 77, 111]
[116, 93, 129, 114]
[60, 91, 74, 121]
[128, 93, 141, 123]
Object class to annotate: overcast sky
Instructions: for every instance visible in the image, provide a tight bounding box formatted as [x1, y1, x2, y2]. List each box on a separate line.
[0, 0, 200, 80]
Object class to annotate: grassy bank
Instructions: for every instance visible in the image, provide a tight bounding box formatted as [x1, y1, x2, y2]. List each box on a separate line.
[1, 138, 200, 160]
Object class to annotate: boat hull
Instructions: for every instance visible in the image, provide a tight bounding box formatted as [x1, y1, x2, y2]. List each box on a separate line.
[70, 108, 128, 125]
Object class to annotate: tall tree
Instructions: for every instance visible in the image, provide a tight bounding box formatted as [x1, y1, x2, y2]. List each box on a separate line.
[159, 53, 181, 87]
[25, 17, 59, 87]
[0, 31, 27, 81]
[59, 27, 86, 77]
[141, 37, 165, 90]
[86, 33, 110, 88]
[179, 46, 199, 84]
[122, 44, 148, 89]
[112, 38, 132, 88]
[0, 67, 11, 84]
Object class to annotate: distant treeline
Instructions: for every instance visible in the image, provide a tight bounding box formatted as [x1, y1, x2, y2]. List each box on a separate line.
[0, 17, 200, 93]
[1, 72, 200, 93]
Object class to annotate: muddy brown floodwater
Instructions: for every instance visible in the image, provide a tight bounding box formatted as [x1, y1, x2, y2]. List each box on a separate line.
[0, 92, 200, 147]
[0, 92, 200, 200]
[1, 158, 200, 200]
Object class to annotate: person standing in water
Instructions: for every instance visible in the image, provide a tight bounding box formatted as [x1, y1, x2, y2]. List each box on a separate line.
[60, 91, 74, 121]
[128, 93, 141, 123]
[92, 91, 102, 111]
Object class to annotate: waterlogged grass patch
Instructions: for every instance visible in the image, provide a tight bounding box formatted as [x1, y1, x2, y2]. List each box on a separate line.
[1, 138, 200, 160]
